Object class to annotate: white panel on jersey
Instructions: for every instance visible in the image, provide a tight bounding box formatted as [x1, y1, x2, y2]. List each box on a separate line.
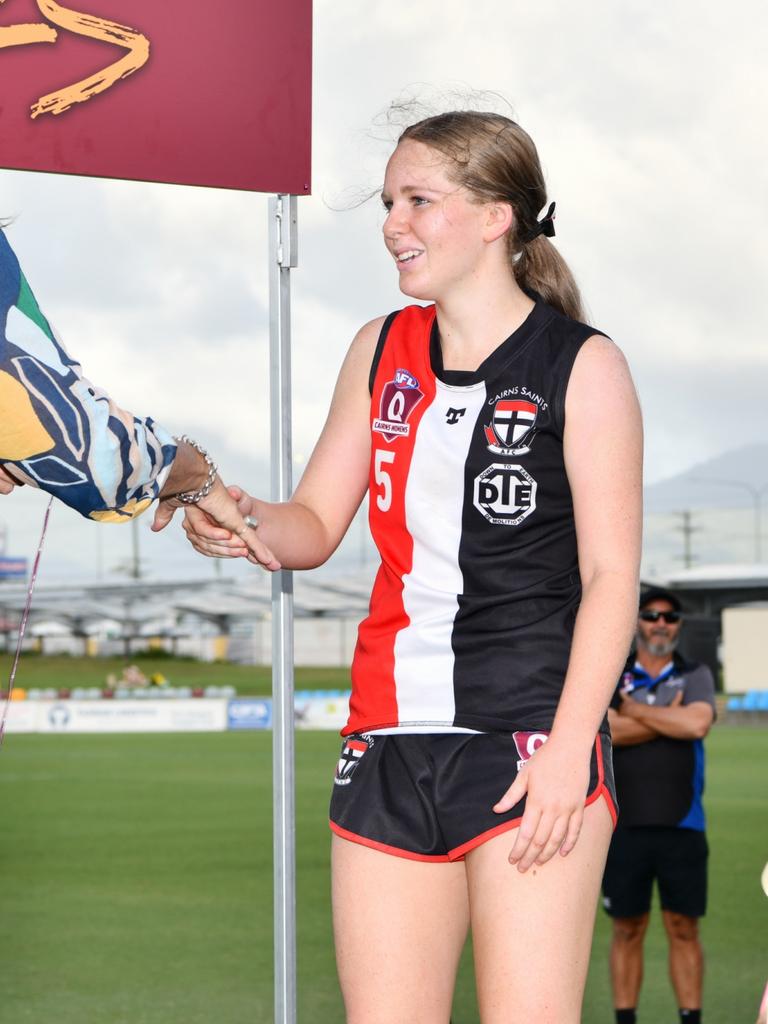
[394, 381, 487, 725]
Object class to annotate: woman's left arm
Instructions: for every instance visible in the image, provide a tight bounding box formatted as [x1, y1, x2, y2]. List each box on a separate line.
[494, 335, 643, 871]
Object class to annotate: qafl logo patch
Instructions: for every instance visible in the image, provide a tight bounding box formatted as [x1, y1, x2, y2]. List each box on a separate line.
[372, 368, 425, 442]
[484, 399, 538, 455]
[334, 734, 373, 786]
[512, 730, 549, 771]
[473, 463, 537, 525]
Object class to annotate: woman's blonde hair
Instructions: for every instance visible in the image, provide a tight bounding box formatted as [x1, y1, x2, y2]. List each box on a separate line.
[399, 112, 584, 322]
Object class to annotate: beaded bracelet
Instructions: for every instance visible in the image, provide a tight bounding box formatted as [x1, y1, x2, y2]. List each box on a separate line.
[172, 435, 218, 504]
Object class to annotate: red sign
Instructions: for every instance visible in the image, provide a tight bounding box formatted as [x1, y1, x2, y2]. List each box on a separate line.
[0, 0, 312, 193]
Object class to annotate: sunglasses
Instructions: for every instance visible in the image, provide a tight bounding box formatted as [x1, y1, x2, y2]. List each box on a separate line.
[639, 610, 681, 624]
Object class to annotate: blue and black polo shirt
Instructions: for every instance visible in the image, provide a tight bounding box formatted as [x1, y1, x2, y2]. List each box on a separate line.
[610, 653, 716, 831]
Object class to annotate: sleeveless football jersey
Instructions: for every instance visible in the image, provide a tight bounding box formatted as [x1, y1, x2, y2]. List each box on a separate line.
[344, 298, 605, 736]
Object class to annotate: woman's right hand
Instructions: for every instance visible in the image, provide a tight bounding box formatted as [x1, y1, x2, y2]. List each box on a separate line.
[0, 466, 16, 495]
[181, 484, 281, 570]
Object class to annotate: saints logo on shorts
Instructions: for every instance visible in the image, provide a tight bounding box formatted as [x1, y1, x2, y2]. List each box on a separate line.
[334, 734, 373, 786]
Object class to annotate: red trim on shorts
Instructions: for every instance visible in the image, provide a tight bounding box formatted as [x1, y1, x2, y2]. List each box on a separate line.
[447, 736, 618, 860]
[586, 734, 619, 828]
[448, 815, 524, 860]
[329, 820, 452, 863]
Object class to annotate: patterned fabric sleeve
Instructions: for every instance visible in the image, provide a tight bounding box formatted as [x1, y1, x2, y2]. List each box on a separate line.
[0, 229, 177, 522]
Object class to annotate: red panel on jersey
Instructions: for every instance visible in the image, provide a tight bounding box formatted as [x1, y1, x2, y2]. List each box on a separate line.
[345, 306, 437, 735]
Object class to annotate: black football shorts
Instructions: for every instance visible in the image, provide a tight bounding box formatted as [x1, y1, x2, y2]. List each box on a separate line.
[602, 824, 709, 918]
[329, 730, 617, 861]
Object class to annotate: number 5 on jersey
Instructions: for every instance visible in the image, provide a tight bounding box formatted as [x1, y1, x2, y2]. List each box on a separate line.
[374, 449, 396, 512]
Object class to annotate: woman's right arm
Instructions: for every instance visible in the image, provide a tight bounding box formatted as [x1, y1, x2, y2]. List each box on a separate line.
[182, 317, 384, 570]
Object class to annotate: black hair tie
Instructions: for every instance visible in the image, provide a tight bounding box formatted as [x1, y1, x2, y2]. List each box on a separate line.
[523, 201, 556, 243]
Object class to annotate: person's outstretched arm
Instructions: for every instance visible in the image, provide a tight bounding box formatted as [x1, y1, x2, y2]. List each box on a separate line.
[181, 317, 382, 569]
[0, 228, 178, 521]
[0, 229, 277, 562]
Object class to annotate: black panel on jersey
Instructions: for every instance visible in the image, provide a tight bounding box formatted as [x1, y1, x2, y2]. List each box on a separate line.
[443, 301, 605, 733]
[368, 311, 402, 396]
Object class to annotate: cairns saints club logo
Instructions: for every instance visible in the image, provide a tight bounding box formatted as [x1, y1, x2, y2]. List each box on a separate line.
[373, 368, 425, 442]
[334, 734, 373, 786]
[484, 398, 539, 455]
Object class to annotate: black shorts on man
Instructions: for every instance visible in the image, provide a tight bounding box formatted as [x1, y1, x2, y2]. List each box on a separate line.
[602, 825, 708, 919]
[329, 730, 617, 861]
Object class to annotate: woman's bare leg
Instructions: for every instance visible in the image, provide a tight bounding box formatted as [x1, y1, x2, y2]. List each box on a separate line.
[332, 835, 470, 1024]
[466, 798, 613, 1024]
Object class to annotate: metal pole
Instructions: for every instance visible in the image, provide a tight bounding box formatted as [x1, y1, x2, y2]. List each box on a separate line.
[690, 478, 768, 564]
[757, 491, 765, 565]
[759, 485, 768, 564]
[268, 193, 298, 1024]
[131, 517, 141, 579]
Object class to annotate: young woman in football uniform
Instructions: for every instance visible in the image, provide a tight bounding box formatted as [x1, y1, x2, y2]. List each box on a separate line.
[184, 110, 642, 1023]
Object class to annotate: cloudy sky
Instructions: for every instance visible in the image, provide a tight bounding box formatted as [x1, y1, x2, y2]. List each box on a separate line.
[1, 0, 767, 582]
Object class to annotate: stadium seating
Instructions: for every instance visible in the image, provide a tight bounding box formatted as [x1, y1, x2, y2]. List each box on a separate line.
[725, 689, 768, 715]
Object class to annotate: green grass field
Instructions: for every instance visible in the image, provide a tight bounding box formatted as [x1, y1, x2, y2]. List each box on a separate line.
[0, 654, 349, 695]
[1, 720, 766, 1022]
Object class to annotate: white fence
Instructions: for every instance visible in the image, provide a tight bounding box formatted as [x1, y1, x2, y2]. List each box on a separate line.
[4, 693, 351, 734]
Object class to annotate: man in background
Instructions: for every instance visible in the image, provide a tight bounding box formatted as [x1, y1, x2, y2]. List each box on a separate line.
[603, 587, 716, 1024]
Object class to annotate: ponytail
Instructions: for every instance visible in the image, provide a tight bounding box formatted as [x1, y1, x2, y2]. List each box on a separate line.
[513, 235, 584, 322]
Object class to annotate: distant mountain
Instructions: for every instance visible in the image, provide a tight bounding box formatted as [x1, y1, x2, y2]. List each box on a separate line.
[645, 444, 768, 514]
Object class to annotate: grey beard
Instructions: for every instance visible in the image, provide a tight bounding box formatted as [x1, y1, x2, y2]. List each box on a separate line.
[637, 634, 679, 658]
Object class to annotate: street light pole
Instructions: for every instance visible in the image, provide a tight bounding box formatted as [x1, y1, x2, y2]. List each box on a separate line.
[690, 478, 768, 563]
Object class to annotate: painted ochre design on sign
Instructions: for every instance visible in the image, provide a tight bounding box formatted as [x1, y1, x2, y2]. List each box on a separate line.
[0, 0, 149, 118]
[0, 0, 57, 47]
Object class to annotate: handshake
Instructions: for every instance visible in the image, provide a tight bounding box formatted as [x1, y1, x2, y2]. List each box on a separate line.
[0, 449, 280, 572]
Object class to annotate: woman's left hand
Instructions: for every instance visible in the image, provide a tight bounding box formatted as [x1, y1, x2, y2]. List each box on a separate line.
[492, 738, 590, 872]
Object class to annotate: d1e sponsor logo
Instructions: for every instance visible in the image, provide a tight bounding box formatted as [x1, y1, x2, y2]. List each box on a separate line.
[484, 399, 538, 455]
[473, 463, 537, 525]
[512, 730, 549, 771]
[372, 368, 424, 442]
[334, 734, 373, 786]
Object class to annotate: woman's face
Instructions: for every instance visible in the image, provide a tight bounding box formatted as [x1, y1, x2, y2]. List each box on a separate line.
[381, 140, 493, 302]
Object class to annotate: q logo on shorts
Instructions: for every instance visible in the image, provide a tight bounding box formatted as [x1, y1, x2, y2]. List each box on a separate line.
[512, 730, 549, 771]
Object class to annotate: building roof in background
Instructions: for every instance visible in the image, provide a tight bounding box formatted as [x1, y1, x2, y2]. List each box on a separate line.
[662, 564, 768, 589]
[0, 569, 377, 631]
